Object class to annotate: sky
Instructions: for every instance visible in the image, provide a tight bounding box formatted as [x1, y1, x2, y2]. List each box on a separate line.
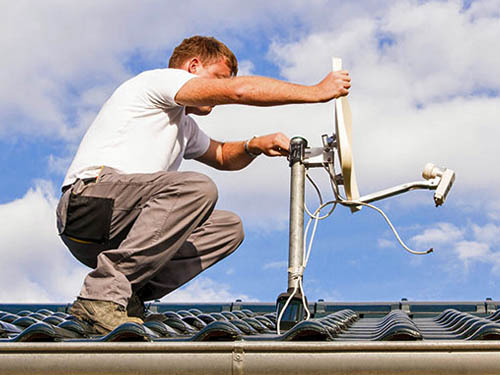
[1, 0, 499, 305]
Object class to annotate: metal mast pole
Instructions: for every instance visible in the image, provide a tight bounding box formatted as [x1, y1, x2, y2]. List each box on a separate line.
[288, 137, 308, 291]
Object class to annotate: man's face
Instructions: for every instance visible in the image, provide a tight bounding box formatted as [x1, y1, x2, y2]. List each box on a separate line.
[195, 58, 232, 79]
[186, 58, 232, 116]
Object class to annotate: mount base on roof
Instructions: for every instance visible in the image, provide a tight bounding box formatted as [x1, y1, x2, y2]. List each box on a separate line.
[276, 288, 309, 331]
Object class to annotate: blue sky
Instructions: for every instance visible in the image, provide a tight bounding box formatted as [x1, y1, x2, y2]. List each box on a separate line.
[1, 0, 499, 304]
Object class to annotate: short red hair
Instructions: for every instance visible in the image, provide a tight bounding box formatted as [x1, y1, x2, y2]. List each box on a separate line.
[168, 35, 238, 76]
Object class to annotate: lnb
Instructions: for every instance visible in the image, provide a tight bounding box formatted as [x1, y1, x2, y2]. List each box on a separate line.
[422, 163, 456, 207]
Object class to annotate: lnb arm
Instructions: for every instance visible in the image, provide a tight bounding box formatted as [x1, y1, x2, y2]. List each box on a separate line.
[357, 164, 455, 207]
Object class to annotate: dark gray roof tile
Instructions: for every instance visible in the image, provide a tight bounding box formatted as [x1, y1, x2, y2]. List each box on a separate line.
[2, 302, 500, 343]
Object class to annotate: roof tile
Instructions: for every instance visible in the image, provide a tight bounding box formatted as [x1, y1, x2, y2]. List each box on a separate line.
[2, 302, 500, 343]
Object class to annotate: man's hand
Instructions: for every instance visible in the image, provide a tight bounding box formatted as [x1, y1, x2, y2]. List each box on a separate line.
[315, 70, 351, 102]
[247, 132, 290, 157]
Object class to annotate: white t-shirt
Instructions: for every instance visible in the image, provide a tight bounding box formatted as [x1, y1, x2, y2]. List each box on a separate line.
[62, 69, 210, 187]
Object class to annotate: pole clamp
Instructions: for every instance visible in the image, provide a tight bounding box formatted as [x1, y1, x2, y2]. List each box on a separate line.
[289, 137, 308, 166]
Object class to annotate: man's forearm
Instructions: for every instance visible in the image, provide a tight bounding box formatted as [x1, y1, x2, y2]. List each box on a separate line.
[219, 141, 256, 171]
[196, 139, 256, 171]
[175, 72, 351, 108]
[219, 133, 290, 170]
[221, 76, 325, 106]
[197, 133, 290, 171]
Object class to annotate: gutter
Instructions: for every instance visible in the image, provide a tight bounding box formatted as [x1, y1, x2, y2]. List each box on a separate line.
[2, 341, 500, 375]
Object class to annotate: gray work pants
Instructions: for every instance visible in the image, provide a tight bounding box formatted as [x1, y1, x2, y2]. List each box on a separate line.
[56, 167, 244, 307]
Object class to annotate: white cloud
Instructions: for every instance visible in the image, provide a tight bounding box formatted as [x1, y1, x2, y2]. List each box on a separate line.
[161, 277, 256, 303]
[2, 1, 500, 302]
[181, 144, 291, 231]
[5, 1, 498, 232]
[378, 238, 396, 249]
[178, 0, 500, 230]
[455, 240, 490, 262]
[262, 260, 288, 270]
[471, 223, 500, 245]
[267, 0, 500, 200]
[409, 219, 500, 275]
[0, 182, 258, 304]
[0, 181, 88, 302]
[488, 200, 500, 221]
[48, 154, 74, 176]
[411, 222, 464, 247]
[0, 0, 372, 141]
[238, 60, 255, 76]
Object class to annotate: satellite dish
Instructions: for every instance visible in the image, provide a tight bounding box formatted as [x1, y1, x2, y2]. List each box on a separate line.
[277, 58, 456, 330]
[332, 57, 361, 212]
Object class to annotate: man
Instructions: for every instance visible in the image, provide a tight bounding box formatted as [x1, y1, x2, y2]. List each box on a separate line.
[56, 36, 351, 334]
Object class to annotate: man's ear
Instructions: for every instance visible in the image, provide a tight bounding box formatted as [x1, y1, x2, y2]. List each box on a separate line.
[187, 58, 201, 74]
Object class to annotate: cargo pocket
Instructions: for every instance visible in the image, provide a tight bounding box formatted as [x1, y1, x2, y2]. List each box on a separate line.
[62, 193, 114, 244]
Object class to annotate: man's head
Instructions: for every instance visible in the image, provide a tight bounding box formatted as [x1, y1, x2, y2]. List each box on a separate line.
[170, 36, 237, 116]
[169, 35, 238, 77]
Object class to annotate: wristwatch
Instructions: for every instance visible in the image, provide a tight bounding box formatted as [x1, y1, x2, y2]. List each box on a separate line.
[244, 136, 260, 158]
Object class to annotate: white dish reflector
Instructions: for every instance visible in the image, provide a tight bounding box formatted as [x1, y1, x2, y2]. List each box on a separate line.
[332, 57, 361, 212]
